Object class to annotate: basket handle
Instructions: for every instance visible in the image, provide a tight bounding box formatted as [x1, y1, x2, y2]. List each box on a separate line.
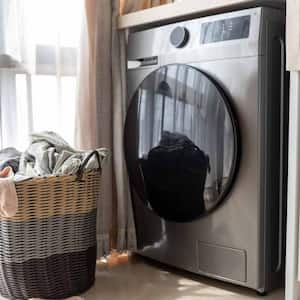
[76, 150, 103, 182]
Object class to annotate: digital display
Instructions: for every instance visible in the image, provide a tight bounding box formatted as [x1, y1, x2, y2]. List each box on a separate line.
[200, 15, 251, 44]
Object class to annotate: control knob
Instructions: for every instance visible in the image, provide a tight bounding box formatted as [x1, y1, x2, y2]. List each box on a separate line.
[170, 26, 190, 48]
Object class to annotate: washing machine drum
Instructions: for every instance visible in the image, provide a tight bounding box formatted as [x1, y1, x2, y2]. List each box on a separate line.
[125, 64, 240, 222]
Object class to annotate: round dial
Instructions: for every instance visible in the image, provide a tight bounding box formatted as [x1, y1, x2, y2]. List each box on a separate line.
[170, 26, 190, 48]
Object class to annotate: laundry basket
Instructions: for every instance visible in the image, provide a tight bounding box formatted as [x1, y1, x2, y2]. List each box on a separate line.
[0, 150, 104, 300]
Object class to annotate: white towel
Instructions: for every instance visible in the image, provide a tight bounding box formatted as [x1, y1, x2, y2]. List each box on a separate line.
[0, 166, 18, 217]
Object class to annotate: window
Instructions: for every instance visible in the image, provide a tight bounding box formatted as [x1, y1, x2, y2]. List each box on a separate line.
[0, 0, 83, 150]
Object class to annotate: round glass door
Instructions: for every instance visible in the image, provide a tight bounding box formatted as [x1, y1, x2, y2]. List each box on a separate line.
[125, 64, 240, 222]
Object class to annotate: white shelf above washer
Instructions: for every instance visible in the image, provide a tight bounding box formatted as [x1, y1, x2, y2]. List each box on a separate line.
[118, 0, 285, 29]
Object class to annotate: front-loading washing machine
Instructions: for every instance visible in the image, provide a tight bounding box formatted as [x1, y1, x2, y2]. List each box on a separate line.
[124, 7, 288, 293]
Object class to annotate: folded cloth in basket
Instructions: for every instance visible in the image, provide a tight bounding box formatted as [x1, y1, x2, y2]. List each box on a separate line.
[0, 167, 18, 217]
[18, 131, 108, 178]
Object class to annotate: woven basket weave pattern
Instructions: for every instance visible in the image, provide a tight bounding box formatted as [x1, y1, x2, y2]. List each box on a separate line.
[0, 170, 100, 299]
[0, 210, 97, 263]
[9, 172, 99, 222]
[0, 246, 96, 300]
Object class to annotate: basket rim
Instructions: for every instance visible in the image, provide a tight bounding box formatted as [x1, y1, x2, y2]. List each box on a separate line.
[15, 169, 101, 186]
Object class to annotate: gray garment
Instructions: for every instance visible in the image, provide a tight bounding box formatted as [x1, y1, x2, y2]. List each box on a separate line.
[0, 148, 21, 173]
[18, 131, 108, 178]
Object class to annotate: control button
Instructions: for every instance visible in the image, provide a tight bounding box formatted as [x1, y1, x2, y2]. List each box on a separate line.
[170, 26, 190, 48]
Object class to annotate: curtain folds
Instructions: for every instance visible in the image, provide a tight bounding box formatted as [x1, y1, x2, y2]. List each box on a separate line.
[0, 0, 82, 150]
[0, 0, 24, 68]
[0, 0, 35, 72]
[75, 0, 136, 258]
[120, 0, 173, 15]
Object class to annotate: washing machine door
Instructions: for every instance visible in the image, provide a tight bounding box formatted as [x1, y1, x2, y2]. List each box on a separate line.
[125, 64, 240, 222]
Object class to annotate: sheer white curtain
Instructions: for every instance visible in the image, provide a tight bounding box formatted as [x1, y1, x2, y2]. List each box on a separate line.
[0, 0, 83, 150]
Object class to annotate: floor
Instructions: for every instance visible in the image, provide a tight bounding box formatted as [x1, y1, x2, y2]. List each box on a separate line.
[81, 255, 284, 300]
[0, 255, 284, 300]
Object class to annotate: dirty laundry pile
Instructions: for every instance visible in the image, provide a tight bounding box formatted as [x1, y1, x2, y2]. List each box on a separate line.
[0, 131, 108, 218]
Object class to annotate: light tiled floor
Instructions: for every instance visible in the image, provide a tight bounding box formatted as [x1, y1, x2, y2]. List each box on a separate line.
[0, 256, 284, 300]
[82, 256, 284, 300]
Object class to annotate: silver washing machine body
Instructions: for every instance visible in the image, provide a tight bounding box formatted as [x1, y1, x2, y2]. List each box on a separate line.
[124, 7, 288, 293]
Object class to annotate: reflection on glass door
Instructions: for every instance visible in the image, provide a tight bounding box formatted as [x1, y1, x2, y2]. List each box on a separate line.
[125, 64, 240, 222]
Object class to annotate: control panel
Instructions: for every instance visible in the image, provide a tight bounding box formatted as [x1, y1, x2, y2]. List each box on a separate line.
[128, 7, 264, 63]
[200, 15, 251, 44]
[169, 15, 251, 48]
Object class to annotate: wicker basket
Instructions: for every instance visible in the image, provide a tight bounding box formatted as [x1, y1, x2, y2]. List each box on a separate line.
[0, 150, 103, 300]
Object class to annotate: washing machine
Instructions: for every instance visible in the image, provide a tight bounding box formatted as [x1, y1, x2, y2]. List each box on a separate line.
[124, 7, 288, 293]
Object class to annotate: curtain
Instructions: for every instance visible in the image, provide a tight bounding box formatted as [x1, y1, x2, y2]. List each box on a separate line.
[0, 0, 31, 70]
[0, 0, 83, 150]
[75, 0, 136, 258]
[120, 0, 173, 15]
